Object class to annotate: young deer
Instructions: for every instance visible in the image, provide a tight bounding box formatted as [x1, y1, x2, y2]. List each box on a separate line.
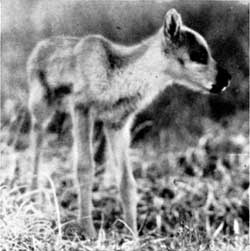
[27, 9, 231, 238]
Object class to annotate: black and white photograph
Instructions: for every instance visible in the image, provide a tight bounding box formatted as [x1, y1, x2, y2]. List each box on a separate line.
[1, 0, 249, 250]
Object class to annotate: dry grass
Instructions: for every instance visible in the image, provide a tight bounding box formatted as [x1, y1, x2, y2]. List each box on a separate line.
[0, 119, 249, 251]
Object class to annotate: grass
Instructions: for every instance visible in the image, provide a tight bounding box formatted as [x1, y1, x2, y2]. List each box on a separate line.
[1, 0, 249, 249]
[0, 116, 249, 251]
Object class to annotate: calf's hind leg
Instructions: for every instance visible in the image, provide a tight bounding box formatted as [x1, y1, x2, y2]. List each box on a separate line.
[28, 86, 54, 190]
[71, 105, 96, 238]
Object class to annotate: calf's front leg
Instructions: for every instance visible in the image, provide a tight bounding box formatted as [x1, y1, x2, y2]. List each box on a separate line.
[104, 121, 138, 236]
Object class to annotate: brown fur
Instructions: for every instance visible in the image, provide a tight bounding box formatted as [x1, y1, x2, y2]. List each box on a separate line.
[27, 9, 229, 238]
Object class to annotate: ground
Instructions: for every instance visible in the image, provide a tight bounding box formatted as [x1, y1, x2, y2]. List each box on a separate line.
[0, 115, 249, 251]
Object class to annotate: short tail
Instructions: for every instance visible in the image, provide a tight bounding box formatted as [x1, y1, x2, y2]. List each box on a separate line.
[37, 70, 53, 104]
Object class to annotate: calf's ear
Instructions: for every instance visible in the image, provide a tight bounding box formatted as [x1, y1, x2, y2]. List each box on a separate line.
[163, 8, 182, 42]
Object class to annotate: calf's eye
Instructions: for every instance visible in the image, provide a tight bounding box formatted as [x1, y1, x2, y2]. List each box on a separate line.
[178, 58, 184, 65]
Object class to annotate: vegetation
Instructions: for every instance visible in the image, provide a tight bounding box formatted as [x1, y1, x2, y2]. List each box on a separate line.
[1, 0, 249, 250]
[0, 120, 249, 250]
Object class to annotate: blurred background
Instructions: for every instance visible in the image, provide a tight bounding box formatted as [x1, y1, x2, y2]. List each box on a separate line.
[1, 0, 249, 148]
[1, 0, 249, 243]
